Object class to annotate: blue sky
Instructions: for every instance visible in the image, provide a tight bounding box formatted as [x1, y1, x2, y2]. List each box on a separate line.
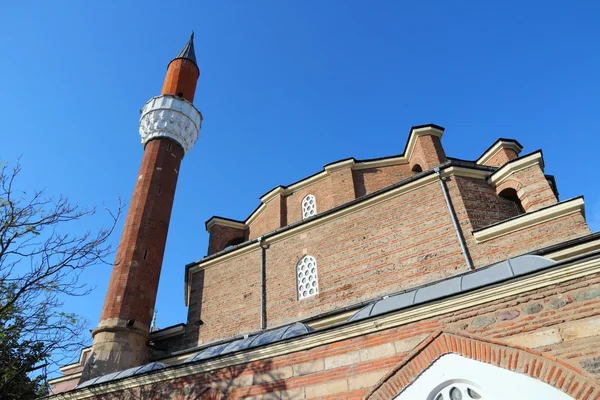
[2, 1, 600, 364]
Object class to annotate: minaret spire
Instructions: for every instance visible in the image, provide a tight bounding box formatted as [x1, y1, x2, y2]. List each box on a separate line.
[161, 33, 200, 103]
[172, 32, 197, 65]
[80, 35, 203, 382]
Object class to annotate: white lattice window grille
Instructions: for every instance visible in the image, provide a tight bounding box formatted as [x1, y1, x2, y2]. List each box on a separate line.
[433, 383, 483, 400]
[302, 195, 317, 219]
[297, 255, 319, 300]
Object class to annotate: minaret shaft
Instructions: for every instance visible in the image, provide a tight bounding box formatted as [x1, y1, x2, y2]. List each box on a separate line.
[100, 139, 183, 326]
[81, 34, 201, 382]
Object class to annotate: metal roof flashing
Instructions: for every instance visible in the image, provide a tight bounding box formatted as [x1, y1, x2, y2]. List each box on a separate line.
[75, 323, 313, 390]
[348, 255, 556, 322]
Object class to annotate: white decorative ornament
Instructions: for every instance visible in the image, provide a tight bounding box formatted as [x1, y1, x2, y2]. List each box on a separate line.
[139, 95, 203, 156]
[302, 194, 317, 220]
[432, 382, 483, 400]
[297, 255, 319, 300]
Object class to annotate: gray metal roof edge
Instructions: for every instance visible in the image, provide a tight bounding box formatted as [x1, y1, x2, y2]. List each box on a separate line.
[74, 322, 313, 392]
[346, 251, 600, 323]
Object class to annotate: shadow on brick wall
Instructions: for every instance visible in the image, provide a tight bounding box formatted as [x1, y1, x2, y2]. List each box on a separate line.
[185, 269, 205, 350]
[85, 358, 289, 399]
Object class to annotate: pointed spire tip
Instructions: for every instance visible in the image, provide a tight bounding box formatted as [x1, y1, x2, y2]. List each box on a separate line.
[172, 32, 197, 66]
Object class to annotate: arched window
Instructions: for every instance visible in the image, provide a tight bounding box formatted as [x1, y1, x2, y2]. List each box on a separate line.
[302, 194, 317, 220]
[412, 164, 423, 173]
[297, 255, 319, 300]
[499, 187, 525, 214]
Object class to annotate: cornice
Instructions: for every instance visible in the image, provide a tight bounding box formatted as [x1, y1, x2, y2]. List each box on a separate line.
[545, 238, 600, 262]
[205, 217, 247, 231]
[442, 166, 491, 180]
[149, 324, 186, 341]
[488, 151, 543, 186]
[259, 186, 286, 204]
[285, 171, 329, 192]
[58, 347, 91, 373]
[472, 197, 585, 243]
[49, 371, 81, 385]
[476, 139, 523, 166]
[245, 203, 266, 226]
[323, 158, 355, 172]
[54, 255, 600, 399]
[352, 156, 407, 170]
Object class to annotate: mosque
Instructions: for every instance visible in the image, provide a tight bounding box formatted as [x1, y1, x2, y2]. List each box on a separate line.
[49, 35, 600, 399]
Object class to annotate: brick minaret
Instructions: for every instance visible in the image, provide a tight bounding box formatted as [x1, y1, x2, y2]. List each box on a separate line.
[81, 34, 202, 381]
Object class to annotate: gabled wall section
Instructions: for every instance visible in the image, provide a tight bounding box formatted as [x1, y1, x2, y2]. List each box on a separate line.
[188, 163, 590, 344]
[206, 125, 448, 250]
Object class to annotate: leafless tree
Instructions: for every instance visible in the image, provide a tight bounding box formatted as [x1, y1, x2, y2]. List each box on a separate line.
[0, 160, 123, 397]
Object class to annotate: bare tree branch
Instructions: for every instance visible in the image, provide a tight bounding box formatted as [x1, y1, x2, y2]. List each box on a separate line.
[0, 160, 124, 398]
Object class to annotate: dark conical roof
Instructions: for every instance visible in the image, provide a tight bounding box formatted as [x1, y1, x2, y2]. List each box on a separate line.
[173, 32, 197, 65]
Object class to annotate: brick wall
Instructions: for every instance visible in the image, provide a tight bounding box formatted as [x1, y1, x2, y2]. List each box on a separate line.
[247, 163, 420, 241]
[187, 250, 262, 346]
[82, 271, 600, 399]
[189, 172, 589, 344]
[352, 164, 412, 198]
[453, 176, 523, 231]
[207, 224, 247, 255]
[410, 134, 446, 171]
[446, 176, 589, 268]
[484, 147, 520, 167]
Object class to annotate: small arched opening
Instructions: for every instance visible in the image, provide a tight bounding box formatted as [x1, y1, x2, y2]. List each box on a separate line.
[223, 237, 245, 251]
[499, 187, 525, 214]
[412, 164, 423, 173]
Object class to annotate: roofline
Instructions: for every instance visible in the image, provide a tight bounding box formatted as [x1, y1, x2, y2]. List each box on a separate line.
[186, 160, 501, 303]
[205, 216, 246, 231]
[203, 124, 453, 230]
[149, 323, 186, 341]
[195, 161, 496, 261]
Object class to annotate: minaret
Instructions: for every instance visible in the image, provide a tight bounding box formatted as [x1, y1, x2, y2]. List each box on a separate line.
[81, 34, 202, 381]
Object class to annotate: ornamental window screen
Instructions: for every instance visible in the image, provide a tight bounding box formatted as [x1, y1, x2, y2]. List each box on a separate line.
[297, 255, 319, 300]
[302, 195, 317, 219]
[433, 383, 483, 400]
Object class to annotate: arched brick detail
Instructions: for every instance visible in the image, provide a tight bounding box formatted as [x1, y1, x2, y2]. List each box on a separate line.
[207, 224, 247, 255]
[364, 331, 600, 400]
[495, 178, 524, 197]
[409, 156, 425, 173]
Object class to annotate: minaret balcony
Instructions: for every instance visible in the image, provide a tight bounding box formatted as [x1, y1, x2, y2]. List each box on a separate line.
[139, 94, 203, 155]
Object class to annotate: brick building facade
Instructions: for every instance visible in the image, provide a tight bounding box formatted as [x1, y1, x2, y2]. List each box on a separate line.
[49, 37, 600, 399]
